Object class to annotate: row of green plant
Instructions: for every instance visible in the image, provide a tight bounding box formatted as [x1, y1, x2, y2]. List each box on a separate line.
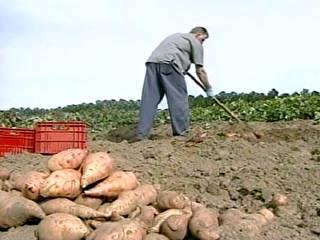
[1, 90, 319, 132]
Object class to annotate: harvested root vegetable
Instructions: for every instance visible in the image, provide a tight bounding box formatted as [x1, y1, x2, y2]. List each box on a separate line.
[74, 193, 103, 210]
[86, 219, 104, 229]
[40, 198, 109, 219]
[10, 171, 50, 192]
[244, 208, 274, 226]
[0, 179, 13, 192]
[0, 190, 45, 229]
[40, 169, 81, 199]
[86, 219, 146, 240]
[189, 203, 220, 240]
[144, 233, 170, 240]
[81, 152, 114, 188]
[156, 190, 190, 210]
[47, 148, 88, 171]
[37, 213, 90, 240]
[20, 171, 48, 201]
[99, 184, 159, 217]
[9, 172, 24, 190]
[268, 193, 288, 208]
[150, 208, 192, 233]
[219, 208, 274, 237]
[10, 189, 23, 197]
[219, 208, 244, 226]
[85, 170, 139, 197]
[0, 167, 11, 180]
[129, 206, 159, 228]
[0, 180, 6, 192]
[160, 212, 192, 240]
[136, 184, 160, 205]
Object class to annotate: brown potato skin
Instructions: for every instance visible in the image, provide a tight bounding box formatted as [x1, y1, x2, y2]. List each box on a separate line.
[189, 205, 220, 240]
[0, 190, 46, 229]
[40, 198, 109, 219]
[131, 206, 159, 228]
[20, 171, 48, 201]
[47, 148, 88, 171]
[269, 193, 288, 208]
[86, 219, 146, 240]
[84, 170, 139, 197]
[40, 169, 81, 199]
[37, 213, 89, 240]
[219, 208, 244, 226]
[81, 152, 114, 188]
[74, 193, 103, 210]
[144, 233, 170, 240]
[219, 208, 274, 237]
[160, 213, 191, 240]
[156, 191, 190, 210]
[99, 184, 159, 217]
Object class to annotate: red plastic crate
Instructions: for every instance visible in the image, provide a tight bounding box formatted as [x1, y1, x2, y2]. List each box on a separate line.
[35, 121, 87, 154]
[0, 127, 35, 157]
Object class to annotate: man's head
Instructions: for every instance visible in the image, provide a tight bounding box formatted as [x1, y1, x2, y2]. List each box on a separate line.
[190, 26, 209, 44]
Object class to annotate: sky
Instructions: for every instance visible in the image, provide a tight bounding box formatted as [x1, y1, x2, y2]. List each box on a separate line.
[0, 0, 319, 110]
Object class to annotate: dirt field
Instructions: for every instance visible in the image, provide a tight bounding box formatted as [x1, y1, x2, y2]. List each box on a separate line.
[1, 120, 320, 240]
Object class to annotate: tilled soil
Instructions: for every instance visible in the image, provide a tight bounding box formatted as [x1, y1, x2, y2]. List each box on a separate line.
[0, 120, 320, 240]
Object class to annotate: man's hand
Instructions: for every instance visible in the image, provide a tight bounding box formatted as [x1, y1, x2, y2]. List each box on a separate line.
[206, 87, 214, 97]
[196, 66, 210, 88]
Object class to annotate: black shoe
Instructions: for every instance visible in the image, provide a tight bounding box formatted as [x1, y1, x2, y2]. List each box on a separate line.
[173, 130, 189, 137]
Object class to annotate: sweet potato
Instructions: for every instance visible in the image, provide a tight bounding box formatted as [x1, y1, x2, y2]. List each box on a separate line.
[40, 169, 81, 199]
[9, 170, 49, 191]
[8, 171, 24, 190]
[47, 148, 88, 171]
[240, 208, 274, 232]
[144, 233, 170, 240]
[37, 213, 90, 240]
[219, 208, 244, 226]
[219, 208, 274, 237]
[81, 152, 114, 188]
[2, 180, 13, 192]
[99, 184, 159, 217]
[150, 208, 192, 233]
[268, 193, 288, 208]
[86, 219, 104, 229]
[156, 191, 190, 210]
[0, 190, 46, 229]
[85, 170, 139, 197]
[130, 206, 159, 228]
[160, 212, 192, 240]
[10, 189, 23, 197]
[0, 167, 11, 180]
[86, 219, 147, 240]
[136, 184, 160, 206]
[189, 203, 220, 240]
[40, 198, 109, 219]
[74, 193, 103, 210]
[19, 171, 48, 201]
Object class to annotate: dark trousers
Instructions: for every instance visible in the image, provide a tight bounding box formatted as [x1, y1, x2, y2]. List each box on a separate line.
[136, 62, 189, 139]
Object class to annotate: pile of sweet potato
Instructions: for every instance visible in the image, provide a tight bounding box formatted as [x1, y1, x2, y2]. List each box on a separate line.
[0, 149, 285, 240]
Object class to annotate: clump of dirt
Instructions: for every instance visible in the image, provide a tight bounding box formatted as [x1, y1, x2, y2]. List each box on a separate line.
[1, 120, 320, 240]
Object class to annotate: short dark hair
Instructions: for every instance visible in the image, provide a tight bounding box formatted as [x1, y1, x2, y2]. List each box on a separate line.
[190, 26, 209, 37]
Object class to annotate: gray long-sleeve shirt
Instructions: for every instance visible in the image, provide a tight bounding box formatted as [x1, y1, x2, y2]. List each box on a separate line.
[146, 33, 204, 73]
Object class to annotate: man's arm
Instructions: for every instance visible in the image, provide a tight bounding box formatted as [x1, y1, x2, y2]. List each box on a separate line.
[195, 65, 212, 90]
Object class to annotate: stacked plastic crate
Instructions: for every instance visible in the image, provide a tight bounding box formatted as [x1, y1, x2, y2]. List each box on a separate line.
[0, 127, 35, 157]
[0, 121, 87, 157]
